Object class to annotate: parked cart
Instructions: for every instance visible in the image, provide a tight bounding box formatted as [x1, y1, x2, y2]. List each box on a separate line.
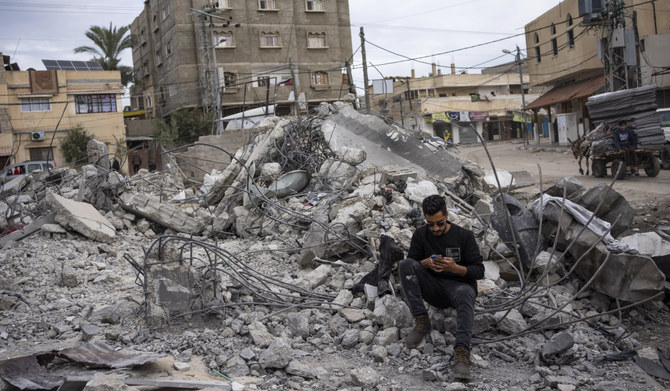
[590, 148, 661, 179]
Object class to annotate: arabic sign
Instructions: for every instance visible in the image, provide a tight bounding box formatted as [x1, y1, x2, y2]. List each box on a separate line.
[513, 112, 532, 123]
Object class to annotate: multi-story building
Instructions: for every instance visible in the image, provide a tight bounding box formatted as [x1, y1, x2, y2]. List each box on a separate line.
[523, 0, 670, 142]
[0, 54, 126, 169]
[130, 0, 353, 122]
[369, 63, 539, 144]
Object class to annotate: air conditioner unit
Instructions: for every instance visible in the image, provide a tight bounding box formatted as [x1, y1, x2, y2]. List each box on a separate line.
[31, 131, 45, 141]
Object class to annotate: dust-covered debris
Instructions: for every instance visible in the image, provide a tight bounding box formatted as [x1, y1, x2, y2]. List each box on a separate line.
[1, 104, 669, 391]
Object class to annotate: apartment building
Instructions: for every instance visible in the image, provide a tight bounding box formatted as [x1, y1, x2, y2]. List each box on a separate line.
[130, 0, 353, 120]
[370, 63, 539, 144]
[0, 54, 125, 169]
[523, 0, 670, 142]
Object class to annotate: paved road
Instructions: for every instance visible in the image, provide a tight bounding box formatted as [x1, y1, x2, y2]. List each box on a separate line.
[459, 141, 670, 207]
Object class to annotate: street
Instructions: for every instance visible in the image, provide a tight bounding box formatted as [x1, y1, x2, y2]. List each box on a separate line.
[460, 141, 670, 209]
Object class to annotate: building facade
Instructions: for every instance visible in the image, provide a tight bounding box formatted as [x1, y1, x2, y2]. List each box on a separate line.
[0, 54, 125, 169]
[130, 0, 353, 120]
[524, 0, 670, 142]
[370, 64, 539, 144]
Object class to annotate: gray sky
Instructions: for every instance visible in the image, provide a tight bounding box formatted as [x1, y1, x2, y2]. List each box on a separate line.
[0, 0, 563, 91]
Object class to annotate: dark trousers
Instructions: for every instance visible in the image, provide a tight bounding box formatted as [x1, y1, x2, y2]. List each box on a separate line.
[398, 258, 476, 349]
[621, 145, 637, 169]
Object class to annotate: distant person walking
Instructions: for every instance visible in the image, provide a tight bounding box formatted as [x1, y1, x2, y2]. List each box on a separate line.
[613, 120, 638, 176]
[132, 154, 142, 174]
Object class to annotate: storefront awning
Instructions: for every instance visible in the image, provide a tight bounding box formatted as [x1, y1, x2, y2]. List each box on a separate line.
[524, 77, 605, 111]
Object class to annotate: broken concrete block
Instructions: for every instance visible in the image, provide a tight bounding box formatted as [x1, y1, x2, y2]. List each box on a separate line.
[340, 329, 360, 348]
[173, 361, 191, 371]
[349, 367, 380, 388]
[153, 279, 191, 313]
[335, 147, 367, 166]
[340, 308, 366, 323]
[578, 184, 635, 237]
[119, 193, 203, 235]
[46, 192, 116, 243]
[404, 180, 438, 203]
[286, 359, 327, 379]
[81, 324, 102, 342]
[546, 176, 586, 201]
[286, 310, 310, 339]
[483, 261, 500, 280]
[372, 295, 413, 329]
[373, 327, 398, 346]
[331, 289, 353, 308]
[87, 139, 110, 169]
[303, 265, 331, 289]
[318, 159, 360, 189]
[248, 322, 274, 348]
[258, 337, 293, 369]
[494, 308, 528, 335]
[83, 375, 140, 391]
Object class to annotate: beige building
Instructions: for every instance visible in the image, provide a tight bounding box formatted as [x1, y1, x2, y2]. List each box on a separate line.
[0, 54, 126, 169]
[370, 64, 538, 144]
[130, 0, 354, 120]
[524, 0, 670, 141]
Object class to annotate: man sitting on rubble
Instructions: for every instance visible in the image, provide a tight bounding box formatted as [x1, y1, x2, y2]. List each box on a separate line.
[399, 194, 484, 381]
[613, 120, 639, 176]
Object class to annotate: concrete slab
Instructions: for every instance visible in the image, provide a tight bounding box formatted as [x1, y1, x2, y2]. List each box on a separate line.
[119, 193, 203, 235]
[46, 193, 116, 243]
[322, 105, 462, 180]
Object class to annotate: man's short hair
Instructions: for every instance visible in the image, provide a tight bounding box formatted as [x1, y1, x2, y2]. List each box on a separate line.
[619, 120, 627, 126]
[422, 194, 446, 217]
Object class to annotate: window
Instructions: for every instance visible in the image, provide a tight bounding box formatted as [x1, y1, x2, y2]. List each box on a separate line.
[224, 72, 237, 87]
[168, 84, 177, 96]
[551, 38, 558, 55]
[29, 147, 53, 162]
[257, 77, 271, 87]
[535, 46, 541, 63]
[550, 23, 556, 35]
[212, 0, 231, 8]
[214, 32, 233, 47]
[259, 0, 277, 10]
[165, 40, 174, 56]
[21, 98, 51, 112]
[155, 51, 162, 66]
[307, 32, 327, 48]
[306, 0, 324, 11]
[75, 94, 117, 114]
[161, 4, 170, 20]
[568, 29, 575, 48]
[146, 94, 153, 108]
[567, 13, 573, 26]
[312, 71, 329, 86]
[260, 32, 281, 47]
[534, 33, 539, 44]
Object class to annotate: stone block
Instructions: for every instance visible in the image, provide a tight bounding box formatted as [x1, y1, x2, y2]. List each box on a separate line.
[47, 192, 116, 243]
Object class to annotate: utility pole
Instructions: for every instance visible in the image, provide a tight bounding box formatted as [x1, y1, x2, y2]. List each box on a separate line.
[210, 21, 223, 135]
[516, 45, 528, 146]
[600, 0, 639, 92]
[345, 60, 355, 95]
[289, 58, 299, 114]
[359, 27, 371, 112]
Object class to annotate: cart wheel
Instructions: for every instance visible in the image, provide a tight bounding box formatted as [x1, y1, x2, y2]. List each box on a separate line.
[644, 156, 661, 177]
[592, 160, 606, 178]
[662, 144, 670, 170]
[611, 159, 626, 179]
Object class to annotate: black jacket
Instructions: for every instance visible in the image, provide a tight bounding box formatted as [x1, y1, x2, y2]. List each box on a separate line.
[407, 222, 485, 290]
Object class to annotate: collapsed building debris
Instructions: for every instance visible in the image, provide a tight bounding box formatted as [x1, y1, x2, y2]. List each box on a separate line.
[1, 102, 669, 390]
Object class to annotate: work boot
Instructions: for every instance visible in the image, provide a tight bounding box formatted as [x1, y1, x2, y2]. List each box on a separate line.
[405, 314, 431, 348]
[453, 346, 472, 381]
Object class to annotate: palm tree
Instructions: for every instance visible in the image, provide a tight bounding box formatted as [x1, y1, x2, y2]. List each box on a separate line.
[74, 23, 133, 86]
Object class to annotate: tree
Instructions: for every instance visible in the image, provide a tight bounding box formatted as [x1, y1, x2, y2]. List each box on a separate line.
[153, 109, 214, 148]
[74, 23, 133, 86]
[60, 125, 93, 165]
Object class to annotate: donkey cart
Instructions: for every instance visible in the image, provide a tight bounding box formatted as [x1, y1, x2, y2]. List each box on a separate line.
[590, 149, 661, 179]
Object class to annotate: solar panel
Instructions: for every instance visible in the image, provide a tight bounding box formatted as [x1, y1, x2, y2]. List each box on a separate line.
[41, 59, 105, 71]
[42, 59, 59, 70]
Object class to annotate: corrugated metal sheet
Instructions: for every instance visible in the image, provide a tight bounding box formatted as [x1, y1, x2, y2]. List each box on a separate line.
[0, 354, 62, 390]
[525, 77, 605, 111]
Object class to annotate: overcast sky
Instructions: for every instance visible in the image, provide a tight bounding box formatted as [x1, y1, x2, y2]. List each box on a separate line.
[0, 0, 563, 91]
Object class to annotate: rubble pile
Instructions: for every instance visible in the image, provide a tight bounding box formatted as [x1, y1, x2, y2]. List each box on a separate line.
[1, 101, 670, 391]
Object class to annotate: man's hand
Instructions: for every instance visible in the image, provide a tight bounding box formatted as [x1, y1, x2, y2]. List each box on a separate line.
[423, 256, 467, 276]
